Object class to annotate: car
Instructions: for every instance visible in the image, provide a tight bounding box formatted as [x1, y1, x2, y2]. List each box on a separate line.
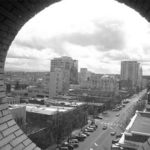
[110, 131, 116, 136]
[71, 135, 85, 141]
[88, 125, 97, 130]
[79, 133, 87, 138]
[82, 131, 90, 136]
[112, 138, 120, 144]
[84, 127, 94, 132]
[116, 133, 123, 138]
[59, 146, 69, 150]
[116, 114, 120, 117]
[89, 125, 97, 130]
[86, 127, 95, 132]
[102, 125, 107, 130]
[61, 142, 74, 150]
[111, 143, 123, 150]
[69, 139, 79, 148]
[58, 143, 73, 150]
[117, 107, 121, 110]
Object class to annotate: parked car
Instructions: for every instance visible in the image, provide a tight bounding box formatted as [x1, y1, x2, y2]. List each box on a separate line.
[102, 125, 107, 130]
[112, 138, 120, 144]
[56, 145, 67, 150]
[61, 142, 74, 150]
[69, 139, 79, 148]
[116, 114, 120, 117]
[82, 131, 90, 136]
[84, 127, 94, 132]
[110, 131, 116, 136]
[111, 143, 123, 150]
[59, 146, 68, 150]
[116, 133, 123, 138]
[86, 127, 95, 132]
[79, 133, 87, 138]
[88, 126, 96, 131]
[89, 124, 98, 130]
[71, 135, 85, 141]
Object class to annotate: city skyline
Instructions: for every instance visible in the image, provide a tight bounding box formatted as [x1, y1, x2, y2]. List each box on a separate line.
[5, 0, 150, 75]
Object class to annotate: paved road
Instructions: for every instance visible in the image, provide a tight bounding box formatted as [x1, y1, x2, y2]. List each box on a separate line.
[76, 90, 146, 150]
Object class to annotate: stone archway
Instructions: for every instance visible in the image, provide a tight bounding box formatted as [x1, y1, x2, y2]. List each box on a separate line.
[0, 0, 150, 149]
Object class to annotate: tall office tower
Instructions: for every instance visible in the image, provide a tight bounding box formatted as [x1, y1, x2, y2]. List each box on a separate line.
[50, 56, 78, 84]
[49, 68, 70, 98]
[120, 61, 142, 89]
[78, 68, 92, 88]
[79, 68, 88, 82]
[70, 60, 78, 84]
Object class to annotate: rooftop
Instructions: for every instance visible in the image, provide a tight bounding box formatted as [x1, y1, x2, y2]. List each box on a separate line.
[128, 111, 150, 136]
[119, 111, 150, 149]
[11, 104, 74, 116]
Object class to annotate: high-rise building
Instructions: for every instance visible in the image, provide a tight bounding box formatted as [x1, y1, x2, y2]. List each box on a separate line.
[49, 68, 70, 98]
[78, 68, 92, 88]
[120, 61, 142, 90]
[50, 56, 78, 84]
[49, 56, 78, 98]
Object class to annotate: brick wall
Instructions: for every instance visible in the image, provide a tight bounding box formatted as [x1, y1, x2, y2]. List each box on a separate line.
[0, 0, 150, 150]
[0, 1, 60, 149]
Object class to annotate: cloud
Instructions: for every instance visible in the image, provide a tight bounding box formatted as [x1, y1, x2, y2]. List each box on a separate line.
[14, 19, 125, 53]
[101, 50, 130, 61]
[5, 58, 50, 72]
[4, 0, 150, 75]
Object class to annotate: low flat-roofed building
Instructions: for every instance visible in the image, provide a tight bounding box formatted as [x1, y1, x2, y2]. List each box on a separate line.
[15, 103, 75, 116]
[119, 111, 150, 150]
[45, 99, 84, 107]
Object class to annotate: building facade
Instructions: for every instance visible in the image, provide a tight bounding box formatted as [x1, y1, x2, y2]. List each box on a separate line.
[100, 75, 119, 94]
[121, 61, 143, 90]
[50, 56, 78, 84]
[49, 68, 70, 98]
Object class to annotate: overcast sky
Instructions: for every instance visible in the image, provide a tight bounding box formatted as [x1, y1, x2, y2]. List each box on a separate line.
[5, 0, 150, 75]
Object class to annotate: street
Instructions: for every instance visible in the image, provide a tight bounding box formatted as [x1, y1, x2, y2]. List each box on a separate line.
[76, 90, 146, 150]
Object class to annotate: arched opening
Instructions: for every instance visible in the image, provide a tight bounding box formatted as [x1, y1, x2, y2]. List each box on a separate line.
[0, 0, 150, 150]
